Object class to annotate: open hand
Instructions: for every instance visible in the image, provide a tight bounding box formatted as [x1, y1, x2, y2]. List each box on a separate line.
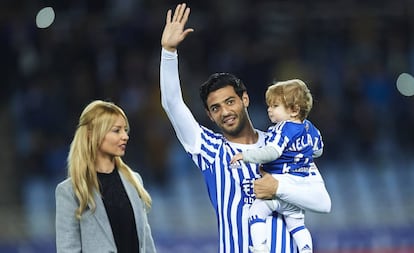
[161, 3, 194, 52]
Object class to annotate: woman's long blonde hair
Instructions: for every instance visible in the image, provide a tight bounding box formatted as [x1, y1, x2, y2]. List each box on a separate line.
[67, 100, 152, 219]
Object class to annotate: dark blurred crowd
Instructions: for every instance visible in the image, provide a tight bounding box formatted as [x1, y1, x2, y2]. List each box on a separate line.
[1, 0, 414, 239]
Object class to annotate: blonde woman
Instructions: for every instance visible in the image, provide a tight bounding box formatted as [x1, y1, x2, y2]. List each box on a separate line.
[55, 100, 156, 253]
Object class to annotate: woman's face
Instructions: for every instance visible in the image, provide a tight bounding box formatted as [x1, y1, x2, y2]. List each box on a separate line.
[98, 115, 129, 159]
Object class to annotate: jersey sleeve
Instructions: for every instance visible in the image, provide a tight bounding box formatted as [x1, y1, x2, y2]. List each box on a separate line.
[265, 122, 290, 156]
[242, 145, 281, 164]
[306, 120, 324, 158]
[160, 48, 202, 154]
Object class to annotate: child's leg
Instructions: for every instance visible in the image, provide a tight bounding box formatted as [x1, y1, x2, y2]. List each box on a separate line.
[276, 166, 331, 213]
[285, 215, 312, 253]
[248, 199, 273, 251]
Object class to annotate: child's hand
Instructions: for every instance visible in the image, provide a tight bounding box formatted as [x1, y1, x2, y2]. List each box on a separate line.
[230, 153, 243, 164]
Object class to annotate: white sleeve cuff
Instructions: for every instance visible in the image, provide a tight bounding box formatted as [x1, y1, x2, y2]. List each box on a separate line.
[161, 48, 177, 59]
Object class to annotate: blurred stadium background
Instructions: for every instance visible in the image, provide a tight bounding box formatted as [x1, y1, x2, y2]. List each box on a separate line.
[0, 0, 413, 252]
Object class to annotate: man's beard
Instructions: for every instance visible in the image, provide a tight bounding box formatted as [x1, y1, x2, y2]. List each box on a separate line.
[221, 111, 248, 137]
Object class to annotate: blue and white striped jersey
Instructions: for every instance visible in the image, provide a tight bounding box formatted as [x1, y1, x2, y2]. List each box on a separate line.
[189, 125, 297, 253]
[160, 48, 297, 253]
[263, 120, 323, 177]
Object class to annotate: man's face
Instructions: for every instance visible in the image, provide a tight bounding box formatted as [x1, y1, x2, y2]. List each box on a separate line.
[205, 86, 250, 137]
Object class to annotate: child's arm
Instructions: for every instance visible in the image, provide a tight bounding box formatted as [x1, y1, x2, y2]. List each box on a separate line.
[230, 145, 281, 164]
[313, 148, 323, 158]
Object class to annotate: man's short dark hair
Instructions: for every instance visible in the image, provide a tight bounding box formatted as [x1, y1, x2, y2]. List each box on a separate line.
[199, 73, 247, 109]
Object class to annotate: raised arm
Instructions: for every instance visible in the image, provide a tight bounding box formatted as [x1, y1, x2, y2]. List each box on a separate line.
[160, 4, 201, 153]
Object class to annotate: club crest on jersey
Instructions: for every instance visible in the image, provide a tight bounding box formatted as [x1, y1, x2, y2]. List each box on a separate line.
[241, 178, 255, 205]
